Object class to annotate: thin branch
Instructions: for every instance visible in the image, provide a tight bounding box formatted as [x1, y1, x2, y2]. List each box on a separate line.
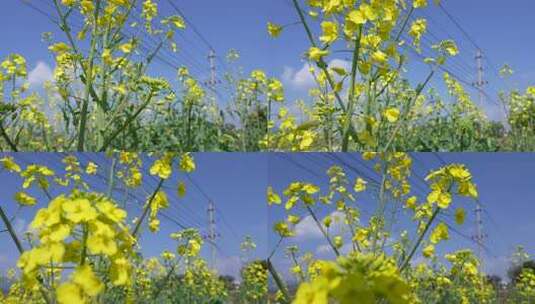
[131, 178, 164, 238]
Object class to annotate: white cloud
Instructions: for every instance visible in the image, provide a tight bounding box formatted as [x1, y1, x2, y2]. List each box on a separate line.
[282, 59, 351, 92]
[282, 63, 315, 91]
[294, 214, 323, 240]
[28, 61, 53, 88]
[316, 242, 352, 257]
[294, 210, 350, 240]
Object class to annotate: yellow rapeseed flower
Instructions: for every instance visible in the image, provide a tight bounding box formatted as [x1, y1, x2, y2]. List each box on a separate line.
[63, 198, 98, 223]
[56, 282, 83, 304]
[455, 208, 465, 225]
[85, 162, 98, 175]
[177, 181, 186, 197]
[319, 21, 338, 44]
[179, 153, 196, 173]
[14, 192, 37, 206]
[267, 186, 282, 205]
[308, 47, 329, 62]
[267, 22, 283, 38]
[384, 107, 400, 123]
[119, 42, 134, 54]
[150, 157, 172, 179]
[413, 0, 428, 8]
[72, 265, 104, 297]
[0, 157, 21, 173]
[423, 244, 435, 258]
[353, 177, 367, 192]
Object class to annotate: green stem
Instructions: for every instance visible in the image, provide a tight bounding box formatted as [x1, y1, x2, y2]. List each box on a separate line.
[306, 205, 340, 257]
[290, 252, 305, 282]
[290, 0, 346, 113]
[106, 157, 117, 198]
[267, 98, 272, 149]
[0, 121, 18, 151]
[80, 224, 88, 265]
[186, 104, 193, 150]
[290, 0, 367, 150]
[268, 236, 284, 260]
[153, 263, 176, 299]
[399, 207, 440, 272]
[98, 90, 155, 152]
[383, 69, 435, 152]
[0, 206, 24, 253]
[266, 259, 290, 304]
[77, 0, 102, 151]
[131, 178, 164, 238]
[341, 26, 363, 151]
[371, 162, 388, 254]
[395, 7, 415, 42]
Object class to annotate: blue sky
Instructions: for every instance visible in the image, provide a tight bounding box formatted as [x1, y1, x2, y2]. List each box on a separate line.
[0, 152, 268, 279]
[1, 0, 534, 120]
[268, 153, 535, 281]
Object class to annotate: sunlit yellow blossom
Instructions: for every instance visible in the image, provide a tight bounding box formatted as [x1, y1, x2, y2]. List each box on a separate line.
[162, 15, 186, 29]
[308, 47, 329, 62]
[333, 235, 343, 248]
[423, 244, 435, 257]
[48, 43, 71, 54]
[353, 177, 367, 192]
[72, 265, 104, 296]
[63, 198, 98, 223]
[268, 186, 282, 205]
[96, 200, 127, 223]
[362, 152, 377, 160]
[119, 42, 134, 54]
[371, 50, 388, 64]
[177, 181, 186, 197]
[85, 162, 98, 175]
[267, 22, 283, 38]
[287, 214, 300, 225]
[161, 250, 176, 260]
[455, 208, 465, 225]
[274, 221, 293, 237]
[80, 0, 94, 14]
[320, 21, 338, 44]
[0, 157, 21, 172]
[409, 19, 427, 48]
[180, 153, 196, 173]
[61, 0, 76, 6]
[406, 196, 417, 209]
[150, 157, 172, 179]
[14, 192, 36, 206]
[384, 107, 400, 123]
[57, 282, 83, 304]
[430, 222, 449, 244]
[413, 0, 428, 8]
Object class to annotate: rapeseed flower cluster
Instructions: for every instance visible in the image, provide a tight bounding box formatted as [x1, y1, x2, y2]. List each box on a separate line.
[18, 191, 134, 303]
[293, 253, 415, 304]
[240, 261, 268, 302]
[516, 268, 535, 302]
